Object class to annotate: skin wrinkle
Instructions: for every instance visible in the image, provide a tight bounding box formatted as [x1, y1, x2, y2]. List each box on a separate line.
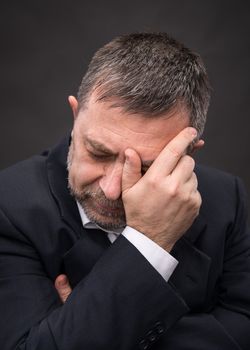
[85, 136, 155, 169]
[87, 123, 159, 145]
[86, 134, 165, 156]
[67, 95, 190, 230]
[109, 123, 158, 136]
[82, 115, 189, 154]
[85, 138, 119, 156]
[84, 127, 163, 154]
[86, 130, 166, 163]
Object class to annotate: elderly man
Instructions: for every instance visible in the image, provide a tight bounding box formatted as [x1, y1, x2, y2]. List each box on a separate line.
[0, 33, 250, 350]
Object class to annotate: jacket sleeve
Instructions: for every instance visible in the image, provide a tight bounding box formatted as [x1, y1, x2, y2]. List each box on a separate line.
[162, 177, 250, 350]
[0, 207, 188, 350]
[1, 176, 250, 350]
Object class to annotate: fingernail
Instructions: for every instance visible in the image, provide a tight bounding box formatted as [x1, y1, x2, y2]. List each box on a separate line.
[58, 277, 67, 287]
[189, 128, 197, 137]
[125, 152, 130, 163]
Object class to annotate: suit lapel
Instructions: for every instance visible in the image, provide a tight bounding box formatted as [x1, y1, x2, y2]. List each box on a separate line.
[46, 135, 83, 237]
[185, 213, 207, 243]
[170, 213, 211, 309]
[46, 136, 112, 286]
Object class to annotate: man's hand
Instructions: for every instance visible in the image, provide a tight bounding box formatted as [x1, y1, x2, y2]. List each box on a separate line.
[54, 274, 72, 304]
[122, 127, 201, 252]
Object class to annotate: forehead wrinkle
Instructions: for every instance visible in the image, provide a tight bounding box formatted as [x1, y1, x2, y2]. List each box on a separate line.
[101, 119, 158, 139]
[89, 122, 161, 149]
[85, 135, 157, 167]
[121, 122, 158, 138]
[109, 123, 159, 140]
[85, 119, 170, 164]
[104, 126, 131, 139]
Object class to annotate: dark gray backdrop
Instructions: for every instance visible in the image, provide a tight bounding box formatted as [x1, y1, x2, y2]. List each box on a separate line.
[1, 1, 250, 214]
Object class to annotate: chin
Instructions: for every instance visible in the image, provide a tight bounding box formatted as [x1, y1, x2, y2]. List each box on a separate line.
[84, 206, 126, 230]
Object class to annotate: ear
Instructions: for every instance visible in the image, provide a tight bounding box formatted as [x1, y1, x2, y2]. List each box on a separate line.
[68, 95, 78, 120]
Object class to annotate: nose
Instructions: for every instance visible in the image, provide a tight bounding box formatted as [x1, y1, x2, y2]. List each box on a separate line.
[99, 162, 123, 200]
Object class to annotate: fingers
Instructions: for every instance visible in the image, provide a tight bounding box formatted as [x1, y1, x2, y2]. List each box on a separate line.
[54, 274, 72, 304]
[148, 127, 197, 177]
[167, 161, 199, 203]
[188, 139, 205, 155]
[171, 155, 195, 184]
[122, 148, 142, 193]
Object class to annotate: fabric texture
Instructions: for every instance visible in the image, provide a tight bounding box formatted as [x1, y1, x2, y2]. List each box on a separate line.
[0, 136, 250, 349]
[77, 203, 178, 282]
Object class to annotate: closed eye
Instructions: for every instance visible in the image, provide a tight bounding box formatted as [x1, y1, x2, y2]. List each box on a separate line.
[88, 151, 113, 161]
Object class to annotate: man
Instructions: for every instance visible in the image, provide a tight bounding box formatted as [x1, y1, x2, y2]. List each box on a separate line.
[0, 33, 250, 350]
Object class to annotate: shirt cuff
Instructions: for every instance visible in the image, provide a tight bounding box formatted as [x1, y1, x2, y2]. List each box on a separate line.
[122, 226, 178, 282]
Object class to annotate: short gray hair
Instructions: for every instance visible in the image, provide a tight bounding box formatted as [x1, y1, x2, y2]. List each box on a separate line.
[77, 32, 211, 137]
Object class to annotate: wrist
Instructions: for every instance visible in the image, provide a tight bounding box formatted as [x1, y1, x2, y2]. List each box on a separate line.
[127, 222, 176, 252]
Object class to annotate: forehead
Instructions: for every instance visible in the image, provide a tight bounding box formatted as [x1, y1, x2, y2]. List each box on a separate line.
[75, 95, 190, 157]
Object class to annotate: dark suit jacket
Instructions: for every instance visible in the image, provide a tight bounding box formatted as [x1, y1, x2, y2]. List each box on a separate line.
[0, 136, 250, 350]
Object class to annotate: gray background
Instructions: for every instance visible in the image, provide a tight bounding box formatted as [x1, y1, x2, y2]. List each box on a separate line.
[1, 1, 250, 213]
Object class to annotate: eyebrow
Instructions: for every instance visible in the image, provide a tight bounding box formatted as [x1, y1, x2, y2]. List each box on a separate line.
[85, 137, 154, 168]
[85, 137, 117, 155]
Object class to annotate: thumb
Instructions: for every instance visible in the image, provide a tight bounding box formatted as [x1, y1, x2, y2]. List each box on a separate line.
[122, 148, 142, 193]
[54, 274, 72, 304]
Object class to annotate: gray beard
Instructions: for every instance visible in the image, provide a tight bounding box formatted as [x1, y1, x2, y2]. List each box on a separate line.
[68, 183, 127, 230]
[67, 143, 126, 230]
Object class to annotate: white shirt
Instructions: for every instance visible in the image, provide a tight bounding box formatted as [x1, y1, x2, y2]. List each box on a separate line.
[77, 202, 178, 282]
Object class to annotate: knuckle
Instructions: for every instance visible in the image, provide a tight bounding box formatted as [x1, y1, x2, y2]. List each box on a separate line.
[194, 205, 201, 217]
[168, 182, 179, 197]
[184, 191, 201, 209]
[183, 193, 191, 203]
[167, 145, 182, 159]
[192, 172, 198, 182]
[193, 177, 198, 191]
[184, 190, 196, 204]
[193, 193, 202, 210]
[183, 155, 195, 168]
[147, 175, 161, 189]
[197, 193, 202, 207]
[146, 176, 157, 188]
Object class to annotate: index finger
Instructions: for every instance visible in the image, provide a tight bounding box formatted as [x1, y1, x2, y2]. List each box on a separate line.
[148, 127, 197, 176]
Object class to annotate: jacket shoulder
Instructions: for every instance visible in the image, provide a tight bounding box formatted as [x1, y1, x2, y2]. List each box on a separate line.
[0, 152, 60, 231]
[195, 164, 246, 222]
[0, 154, 49, 205]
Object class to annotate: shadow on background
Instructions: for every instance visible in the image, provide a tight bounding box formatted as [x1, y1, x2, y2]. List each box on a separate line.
[1, 0, 250, 214]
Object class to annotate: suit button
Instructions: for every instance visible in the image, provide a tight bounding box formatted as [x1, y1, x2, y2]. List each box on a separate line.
[139, 339, 150, 350]
[146, 330, 158, 342]
[154, 321, 165, 335]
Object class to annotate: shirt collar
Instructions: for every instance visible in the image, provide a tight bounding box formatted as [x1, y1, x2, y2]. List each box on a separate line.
[76, 201, 124, 236]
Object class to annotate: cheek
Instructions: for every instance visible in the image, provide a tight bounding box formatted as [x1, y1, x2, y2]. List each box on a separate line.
[69, 155, 103, 189]
[69, 135, 105, 189]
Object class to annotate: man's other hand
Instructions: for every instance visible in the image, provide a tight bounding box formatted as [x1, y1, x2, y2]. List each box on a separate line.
[55, 274, 72, 303]
[122, 127, 202, 252]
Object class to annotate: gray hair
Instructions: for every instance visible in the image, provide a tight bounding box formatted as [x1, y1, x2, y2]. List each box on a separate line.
[77, 32, 211, 137]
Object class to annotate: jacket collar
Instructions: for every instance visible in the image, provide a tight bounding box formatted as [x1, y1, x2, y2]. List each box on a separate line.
[185, 212, 207, 244]
[46, 135, 83, 238]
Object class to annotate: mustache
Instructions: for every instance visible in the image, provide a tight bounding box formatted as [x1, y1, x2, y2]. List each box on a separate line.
[76, 187, 124, 210]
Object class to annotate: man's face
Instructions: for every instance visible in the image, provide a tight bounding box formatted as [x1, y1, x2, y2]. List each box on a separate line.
[68, 94, 189, 229]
